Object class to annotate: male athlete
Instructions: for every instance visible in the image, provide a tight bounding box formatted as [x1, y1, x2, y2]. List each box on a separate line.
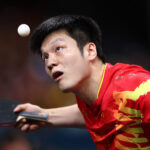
[14, 15, 150, 149]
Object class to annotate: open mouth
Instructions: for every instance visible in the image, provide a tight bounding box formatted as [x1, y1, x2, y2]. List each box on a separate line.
[52, 71, 63, 81]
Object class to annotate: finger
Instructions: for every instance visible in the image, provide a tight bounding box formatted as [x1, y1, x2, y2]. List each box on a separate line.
[21, 118, 27, 123]
[15, 118, 26, 128]
[16, 122, 24, 129]
[14, 103, 29, 112]
[21, 124, 30, 132]
[14, 105, 25, 112]
[15, 122, 21, 128]
[39, 122, 47, 127]
[16, 118, 27, 125]
[30, 124, 39, 131]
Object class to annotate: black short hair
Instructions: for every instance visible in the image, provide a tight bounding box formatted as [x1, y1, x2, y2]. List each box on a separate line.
[30, 15, 105, 63]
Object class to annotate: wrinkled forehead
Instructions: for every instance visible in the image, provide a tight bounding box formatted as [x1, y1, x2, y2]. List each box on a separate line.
[42, 29, 69, 44]
[41, 30, 68, 50]
[41, 29, 79, 54]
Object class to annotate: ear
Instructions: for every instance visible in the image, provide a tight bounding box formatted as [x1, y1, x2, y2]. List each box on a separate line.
[83, 42, 97, 61]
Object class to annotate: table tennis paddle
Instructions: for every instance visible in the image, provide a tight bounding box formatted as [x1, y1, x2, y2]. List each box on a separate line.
[0, 98, 48, 127]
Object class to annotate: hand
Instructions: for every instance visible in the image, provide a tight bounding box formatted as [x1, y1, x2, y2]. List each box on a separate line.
[14, 103, 47, 132]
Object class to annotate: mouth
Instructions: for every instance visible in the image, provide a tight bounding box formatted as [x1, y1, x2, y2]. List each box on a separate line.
[52, 71, 63, 81]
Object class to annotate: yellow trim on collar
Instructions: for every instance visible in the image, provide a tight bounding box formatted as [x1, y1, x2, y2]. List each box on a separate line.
[97, 64, 107, 98]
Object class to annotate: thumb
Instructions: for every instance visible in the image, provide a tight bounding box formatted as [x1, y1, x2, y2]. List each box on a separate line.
[14, 104, 26, 112]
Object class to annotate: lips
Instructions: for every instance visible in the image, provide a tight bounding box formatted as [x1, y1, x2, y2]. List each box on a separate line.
[52, 71, 63, 81]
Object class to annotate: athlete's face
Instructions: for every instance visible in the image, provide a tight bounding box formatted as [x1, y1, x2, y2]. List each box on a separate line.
[41, 30, 91, 92]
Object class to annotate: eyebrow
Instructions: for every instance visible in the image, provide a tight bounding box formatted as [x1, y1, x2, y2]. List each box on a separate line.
[41, 38, 65, 53]
[50, 38, 65, 45]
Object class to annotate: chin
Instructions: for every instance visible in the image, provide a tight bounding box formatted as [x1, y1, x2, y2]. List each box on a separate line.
[58, 83, 75, 93]
[59, 86, 72, 93]
[58, 79, 80, 93]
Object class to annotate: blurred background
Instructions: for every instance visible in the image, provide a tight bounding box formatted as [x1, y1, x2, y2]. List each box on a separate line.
[0, 0, 149, 150]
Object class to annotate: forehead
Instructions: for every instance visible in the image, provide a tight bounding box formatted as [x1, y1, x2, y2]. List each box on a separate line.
[41, 29, 70, 49]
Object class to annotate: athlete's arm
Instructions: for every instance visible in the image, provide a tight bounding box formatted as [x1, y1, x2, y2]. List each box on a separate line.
[14, 103, 86, 132]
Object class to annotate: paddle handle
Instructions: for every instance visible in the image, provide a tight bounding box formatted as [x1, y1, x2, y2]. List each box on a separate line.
[16, 111, 48, 122]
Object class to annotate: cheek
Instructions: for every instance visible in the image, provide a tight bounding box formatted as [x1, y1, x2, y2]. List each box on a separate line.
[62, 52, 83, 68]
[64, 55, 89, 77]
[45, 66, 51, 76]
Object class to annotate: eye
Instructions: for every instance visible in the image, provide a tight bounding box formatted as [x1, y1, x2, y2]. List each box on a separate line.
[42, 53, 49, 61]
[56, 46, 63, 51]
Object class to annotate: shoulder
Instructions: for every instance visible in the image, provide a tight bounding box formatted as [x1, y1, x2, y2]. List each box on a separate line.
[108, 63, 150, 91]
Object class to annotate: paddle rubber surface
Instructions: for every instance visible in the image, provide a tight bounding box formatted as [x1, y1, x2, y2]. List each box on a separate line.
[0, 98, 48, 126]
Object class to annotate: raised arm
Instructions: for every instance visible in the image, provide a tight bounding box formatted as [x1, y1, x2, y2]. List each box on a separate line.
[14, 103, 85, 132]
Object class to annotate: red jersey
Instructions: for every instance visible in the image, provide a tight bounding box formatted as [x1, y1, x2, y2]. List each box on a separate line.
[76, 63, 150, 150]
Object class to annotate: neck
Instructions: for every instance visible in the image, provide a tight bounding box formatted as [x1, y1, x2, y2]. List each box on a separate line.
[73, 60, 106, 105]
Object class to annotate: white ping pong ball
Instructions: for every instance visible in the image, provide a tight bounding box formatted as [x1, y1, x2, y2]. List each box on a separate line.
[17, 24, 30, 37]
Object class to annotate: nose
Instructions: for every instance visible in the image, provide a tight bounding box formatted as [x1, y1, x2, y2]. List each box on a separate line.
[48, 63, 57, 71]
[46, 54, 58, 71]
